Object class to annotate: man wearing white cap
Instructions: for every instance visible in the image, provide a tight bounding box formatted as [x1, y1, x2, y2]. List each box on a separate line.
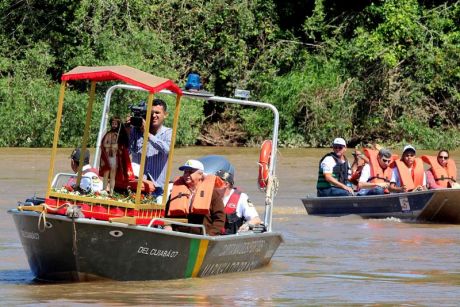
[316, 137, 354, 197]
[390, 145, 426, 192]
[165, 159, 225, 236]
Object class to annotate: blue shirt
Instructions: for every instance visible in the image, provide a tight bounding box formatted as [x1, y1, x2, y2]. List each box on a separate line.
[129, 126, 172, 191]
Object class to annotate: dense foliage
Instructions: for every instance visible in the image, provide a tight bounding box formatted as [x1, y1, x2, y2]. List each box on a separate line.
[0, 0, 458, 149]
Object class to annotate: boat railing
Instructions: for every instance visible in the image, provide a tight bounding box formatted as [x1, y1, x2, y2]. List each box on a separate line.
[94, 84, 280, 232]
[51, 173, 93, 189]
[147, 218, 207, 236]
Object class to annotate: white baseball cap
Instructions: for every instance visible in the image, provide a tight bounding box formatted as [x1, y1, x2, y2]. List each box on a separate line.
[403, 145, 416, 154]
[178, 159, 204, 172]
[332, 137, 346, 146]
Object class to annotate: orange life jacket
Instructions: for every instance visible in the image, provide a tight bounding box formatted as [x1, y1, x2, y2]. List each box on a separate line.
[421, 155, 457, 188]
[363, 149, 395, 183]
[167, 175, 224, 216]
[394, 158, 424, 191]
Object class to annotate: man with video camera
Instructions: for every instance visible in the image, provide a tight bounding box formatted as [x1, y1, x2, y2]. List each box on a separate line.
[127, 99, 171, 197]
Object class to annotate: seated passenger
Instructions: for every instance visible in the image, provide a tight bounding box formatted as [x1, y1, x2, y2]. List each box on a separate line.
[69, 148, 103, 193]
[390, 145, 426, 192]
[349, 149, 369, 186]
[357, 148, 394, 196]
[165, 159, 225, 236]
[215, 170, 262, 234]
[316, 137, 354, 197]
[422, 150, 457, 189]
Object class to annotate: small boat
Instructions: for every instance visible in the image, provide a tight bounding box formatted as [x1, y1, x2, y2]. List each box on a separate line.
[8, 65, 283, 281]
[302, 189, 460, 224]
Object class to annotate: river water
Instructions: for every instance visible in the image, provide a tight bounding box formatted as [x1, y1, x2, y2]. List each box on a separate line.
[1, 147, 460, 306]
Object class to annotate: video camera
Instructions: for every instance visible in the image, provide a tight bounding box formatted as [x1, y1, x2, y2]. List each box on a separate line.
[129, 101, 147, 128]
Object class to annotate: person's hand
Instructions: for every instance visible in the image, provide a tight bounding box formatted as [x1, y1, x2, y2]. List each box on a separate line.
[414, 185, 426, 191]
[163, 225, 173, 231]
[344, 185, 354, 195]
[238, 223, 255, 232]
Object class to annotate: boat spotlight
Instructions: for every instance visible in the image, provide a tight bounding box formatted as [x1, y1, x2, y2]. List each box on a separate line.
[185, 73, 202, 91]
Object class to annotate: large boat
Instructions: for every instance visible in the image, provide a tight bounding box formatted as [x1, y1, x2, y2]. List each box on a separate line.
[302, 189, 460, 223]
[8, 65, 283, 281]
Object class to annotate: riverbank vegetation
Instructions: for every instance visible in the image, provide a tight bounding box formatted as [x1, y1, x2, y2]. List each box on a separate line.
[0, 0, 458, 149]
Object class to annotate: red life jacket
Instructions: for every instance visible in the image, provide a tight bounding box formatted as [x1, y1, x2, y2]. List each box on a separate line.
[394, 158, 424, 191]
[224, 189, 241, 214]
[65, 166, 100, 188]
[421, 155, 457, 188]
[224, 188, 244, 235]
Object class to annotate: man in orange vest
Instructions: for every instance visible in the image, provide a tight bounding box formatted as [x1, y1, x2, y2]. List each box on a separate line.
[166, 159, 225, 236]
[357, 148, 394, 195]
[390, 145, 427, 192]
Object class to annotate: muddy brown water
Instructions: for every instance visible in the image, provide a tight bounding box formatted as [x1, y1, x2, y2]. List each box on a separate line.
[1, 147, 460, 306]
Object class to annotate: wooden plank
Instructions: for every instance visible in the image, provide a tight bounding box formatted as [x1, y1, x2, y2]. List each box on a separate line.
[18, 205, 45, 212]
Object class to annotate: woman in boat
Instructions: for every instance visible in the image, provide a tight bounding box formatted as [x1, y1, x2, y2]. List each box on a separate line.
[422, 150, 457, 189]
[165, 159, 225, 236]
[349, 149, 369, 186]
[316, 137, 354, 197]
[390, 145, 427, 192]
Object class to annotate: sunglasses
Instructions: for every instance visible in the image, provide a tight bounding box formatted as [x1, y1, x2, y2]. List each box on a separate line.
[333, 145, 345, 149]
[438, 156, 449, 160]
[382, 158, 391, 163]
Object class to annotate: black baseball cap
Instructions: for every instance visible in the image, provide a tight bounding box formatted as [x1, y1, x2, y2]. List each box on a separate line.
[70, 148, 90, 165]
[216, 169, 234, 185]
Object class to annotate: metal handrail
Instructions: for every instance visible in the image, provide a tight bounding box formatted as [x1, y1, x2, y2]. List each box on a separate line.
[93, 84, 279, 232]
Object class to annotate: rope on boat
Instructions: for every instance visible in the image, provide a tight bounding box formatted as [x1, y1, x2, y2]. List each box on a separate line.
[38, 210, 48, 232]
[72, 219, 78, 256]
[265, 175, 279, 206]
[33, 202, 72, 232]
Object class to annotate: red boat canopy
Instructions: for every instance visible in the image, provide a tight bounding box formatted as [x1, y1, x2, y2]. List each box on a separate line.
[61, 65, 182, 95]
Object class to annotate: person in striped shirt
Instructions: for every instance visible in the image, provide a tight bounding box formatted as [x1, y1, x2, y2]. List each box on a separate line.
[128, 99, 171, 197]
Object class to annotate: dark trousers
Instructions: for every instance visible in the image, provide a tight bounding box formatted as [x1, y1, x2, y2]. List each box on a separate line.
[317, 187, 352, 197]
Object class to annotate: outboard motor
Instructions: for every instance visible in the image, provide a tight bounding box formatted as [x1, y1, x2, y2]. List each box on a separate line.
[198, 155, 235, 176]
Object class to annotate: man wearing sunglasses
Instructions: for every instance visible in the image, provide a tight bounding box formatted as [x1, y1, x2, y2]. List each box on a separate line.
[390, 145, 427, 192]
[357, 148, 394, 196]
[317, 138, 354, 197]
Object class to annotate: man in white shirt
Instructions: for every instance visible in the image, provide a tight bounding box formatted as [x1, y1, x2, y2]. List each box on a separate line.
[357, 148, 393, 195]
[316, 137, 354, 197]
[216, 170, 262, 234]
[390, 145, 427, 192]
